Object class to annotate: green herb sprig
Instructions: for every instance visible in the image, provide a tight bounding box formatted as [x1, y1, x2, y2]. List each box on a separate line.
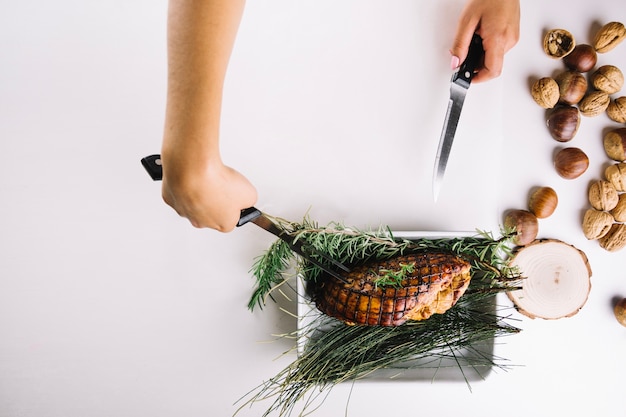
[240, 217, 522, 417]
[248, 217, 518, 310]
[374, 262, 416, 288]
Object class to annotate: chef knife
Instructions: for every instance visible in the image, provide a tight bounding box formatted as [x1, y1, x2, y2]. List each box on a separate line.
[432, 34, 484, 202]
[140, 154, 351, 283]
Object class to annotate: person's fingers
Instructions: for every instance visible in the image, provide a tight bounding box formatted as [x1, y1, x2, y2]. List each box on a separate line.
[450, 13, 480, 68]
[471, 38, 505, 83]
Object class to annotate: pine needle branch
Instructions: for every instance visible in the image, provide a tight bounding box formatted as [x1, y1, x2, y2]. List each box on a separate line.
[239, 216, 524, 417]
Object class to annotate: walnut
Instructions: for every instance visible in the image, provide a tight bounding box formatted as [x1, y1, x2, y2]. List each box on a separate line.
[544, 29, 576, 58]
[582, 208, 614, 240]
[579, 91, 610, 117]
[607, 97, 626, 123]
[588, 180, 619, 211]
[603, 128, 626, 161]
[605, 162, 626, 191]
[593, 22, 626, 53]
[598, 223, 626, 252]
[611, 194, 626, 222]
[531, 77, 560, 108]
[591, 65, 624, 94]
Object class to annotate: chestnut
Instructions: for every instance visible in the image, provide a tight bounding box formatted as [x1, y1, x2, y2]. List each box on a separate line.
[563, 44, 597, 72]
[554, 147, 589, 179]
[504, 209, 539, 246]
[555, 70, 588, 105]
[546, 105, 580, 142]
[528, 186, 558, 219]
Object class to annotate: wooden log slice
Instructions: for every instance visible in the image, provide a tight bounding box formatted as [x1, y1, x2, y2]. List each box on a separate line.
[507, 239, 592, 319]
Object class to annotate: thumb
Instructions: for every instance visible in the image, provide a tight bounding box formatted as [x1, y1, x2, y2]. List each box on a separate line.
[449, 31, 475, 70]
[450, 11, 480, 69]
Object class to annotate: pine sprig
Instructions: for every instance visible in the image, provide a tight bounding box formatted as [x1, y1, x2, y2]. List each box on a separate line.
[239, 217, 523, 417]
[238, 293, 520, 416]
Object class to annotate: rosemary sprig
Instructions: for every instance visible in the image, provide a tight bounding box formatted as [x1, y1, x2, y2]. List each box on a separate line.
[248, 217, 519, 310]
[248, 239, 293, 310]
[374, 262, 416, 288]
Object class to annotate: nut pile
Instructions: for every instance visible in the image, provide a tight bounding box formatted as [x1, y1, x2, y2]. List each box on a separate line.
[534, 23, 626, 124]
[584, 136, 626, 252]
[529, 22, 626, 252]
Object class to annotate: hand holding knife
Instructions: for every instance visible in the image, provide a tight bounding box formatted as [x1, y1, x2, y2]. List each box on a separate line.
[432, 34, 485, 202]
[141, 154, 351, 283]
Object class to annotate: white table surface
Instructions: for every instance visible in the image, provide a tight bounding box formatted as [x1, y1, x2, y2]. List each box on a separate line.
[1, 1, 625, 416]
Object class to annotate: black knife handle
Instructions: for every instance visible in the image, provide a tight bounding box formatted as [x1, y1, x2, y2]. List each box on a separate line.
[237, 207, 262, 226]
[452, 34, 484, 87]
[141, 154, 164, 181]
[140, 154, 260, 227]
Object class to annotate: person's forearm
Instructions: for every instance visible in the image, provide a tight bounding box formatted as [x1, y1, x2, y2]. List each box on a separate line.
[162, 0, 246, 176]
[159, 0, 256, 231]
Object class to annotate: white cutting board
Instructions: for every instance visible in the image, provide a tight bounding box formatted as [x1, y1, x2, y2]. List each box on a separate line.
[221, 0, 503, 233]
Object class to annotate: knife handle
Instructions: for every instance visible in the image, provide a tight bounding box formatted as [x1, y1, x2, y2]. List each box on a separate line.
[237, 207, 262, 226]
[140, 154, 260, 228]
[452, 34, 484, 87]
[141, 154, 164, 181]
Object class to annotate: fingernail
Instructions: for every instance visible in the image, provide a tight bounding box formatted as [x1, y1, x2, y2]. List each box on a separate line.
[450, 55, 460, 70]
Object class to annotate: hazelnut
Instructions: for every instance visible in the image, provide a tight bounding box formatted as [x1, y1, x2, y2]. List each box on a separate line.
[555, 71, 588, 105]
[582, 208, 614, 240]
[531, 77, 560, 109]
[546, 105, 580, 142]
[611, 194, 626, 223]
[554, 147, 589, 179]
[544, 29, 576, 58]
[579, 91, 610, 117]
[593, 22, 626, 53]
[563, 44, 597, 72]
[588, 180, 619, 211]
[504, 209, 539, 246]
[605, 162, 626, 191]
[603, 128, 626, 161]
[528, 186, 558, 218]
[591, 65, 624, 94]
[598, 223, 626, 252]
[607, 97, 626, 124]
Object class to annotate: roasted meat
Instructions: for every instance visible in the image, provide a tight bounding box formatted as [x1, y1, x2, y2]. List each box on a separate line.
[313, 252, 472, 326]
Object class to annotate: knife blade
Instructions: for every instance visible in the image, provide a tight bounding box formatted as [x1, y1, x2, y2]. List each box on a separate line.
[140, 154, 351, 283]
[432, 34, 484, 202]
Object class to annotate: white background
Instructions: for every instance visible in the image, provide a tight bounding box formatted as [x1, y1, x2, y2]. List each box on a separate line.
[1, 1, 625, 416]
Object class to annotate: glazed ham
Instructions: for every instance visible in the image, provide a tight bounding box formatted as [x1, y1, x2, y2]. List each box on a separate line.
[314, 252, 472, 326]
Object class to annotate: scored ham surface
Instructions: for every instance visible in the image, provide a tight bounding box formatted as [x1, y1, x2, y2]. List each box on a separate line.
[313, 252, 472, 326]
